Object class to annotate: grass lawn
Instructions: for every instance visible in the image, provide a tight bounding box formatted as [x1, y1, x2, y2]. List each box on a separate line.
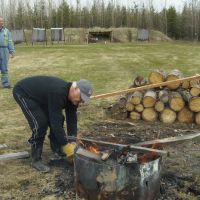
[0, 42, 200, 199]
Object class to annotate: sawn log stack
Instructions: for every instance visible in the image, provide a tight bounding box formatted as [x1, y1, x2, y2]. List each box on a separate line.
[106, 69, 200, 124]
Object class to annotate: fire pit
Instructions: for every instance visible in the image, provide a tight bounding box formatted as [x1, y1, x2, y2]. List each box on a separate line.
[74, 137, 163, 200]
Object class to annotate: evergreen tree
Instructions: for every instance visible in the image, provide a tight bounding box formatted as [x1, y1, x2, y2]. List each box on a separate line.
[167, 6, 178, 38]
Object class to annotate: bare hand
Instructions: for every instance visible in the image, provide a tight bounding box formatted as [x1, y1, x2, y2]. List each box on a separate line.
[10, 54, 14, 59]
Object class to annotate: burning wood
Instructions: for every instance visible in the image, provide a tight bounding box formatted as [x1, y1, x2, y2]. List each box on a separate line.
[76, 147, 101, 162]
[88, 145, 100, 154]
[101, 150, 112, 161]
[67, 135, 169, 156]
[76, 136, 163, 165]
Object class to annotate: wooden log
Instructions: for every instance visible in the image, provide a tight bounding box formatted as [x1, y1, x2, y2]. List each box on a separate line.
[0, 151, 29, 161]
[76, 147, 101, 162]
[160, 108, 177, 124]
[195, 112, 200, 125]
[126, 102, 134, 112]
[130, 91, 143, 105]
[158, 90, 169, 104]
[182, 81, 190, 89]
[133, 76, 147, 87]
[148, 70, 166, 84]
[190, 86, 200, 97]
[179, 90, 192, 102]
[143, 90, 157, 108]
[142, 108, 158, 122]
[190, 79, 200, 87]
[135, 104, 144, 113]
[177, 107, 194, 123]
[130, 111, 141, 120]
[166, 69, 183, 90]
[189, 97, 200, 112]
[169, 92, 185, 112]
[155, 101, 165, 112]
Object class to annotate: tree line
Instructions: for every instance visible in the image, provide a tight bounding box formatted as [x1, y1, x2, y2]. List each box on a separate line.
[1, 0, 200, 40]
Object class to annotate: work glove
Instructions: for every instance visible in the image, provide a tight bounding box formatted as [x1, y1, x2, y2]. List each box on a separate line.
[62, 142, 77, 159]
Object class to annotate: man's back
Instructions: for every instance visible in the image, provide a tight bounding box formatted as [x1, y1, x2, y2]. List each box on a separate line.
[16, 76, 71, 106]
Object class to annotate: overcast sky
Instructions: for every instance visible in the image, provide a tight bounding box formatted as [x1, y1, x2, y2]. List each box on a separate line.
[68, 0, 186, 11]
[1, 0, 187, 12]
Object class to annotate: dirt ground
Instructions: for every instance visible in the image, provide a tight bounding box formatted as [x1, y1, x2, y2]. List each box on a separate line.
[89, 120, 200, 200]
[1, 120, 199, 200]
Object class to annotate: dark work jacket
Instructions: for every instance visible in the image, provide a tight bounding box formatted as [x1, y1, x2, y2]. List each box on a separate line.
[16, 76, 77, 145]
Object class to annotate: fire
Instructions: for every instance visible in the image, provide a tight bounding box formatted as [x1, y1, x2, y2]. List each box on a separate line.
[77, 134, 100, 154]
[88, 145, 100, 154]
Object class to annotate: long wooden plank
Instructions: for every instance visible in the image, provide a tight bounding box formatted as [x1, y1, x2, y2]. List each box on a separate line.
[0, 144, 8, 150]
[67, 136, 169, 156]
[134, 132, 200, 147]
[91, 75, 200, 100]
[0, 151, 29, 161]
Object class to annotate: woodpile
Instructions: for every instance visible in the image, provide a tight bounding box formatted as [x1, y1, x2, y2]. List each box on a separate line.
[107, 70, 200, 124]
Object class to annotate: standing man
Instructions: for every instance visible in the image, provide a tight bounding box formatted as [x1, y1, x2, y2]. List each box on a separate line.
[13, 76, 93, 172]
[0, 16, 15, 88]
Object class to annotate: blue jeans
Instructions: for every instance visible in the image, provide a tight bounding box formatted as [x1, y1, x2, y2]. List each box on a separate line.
[0, 57, 10, 87]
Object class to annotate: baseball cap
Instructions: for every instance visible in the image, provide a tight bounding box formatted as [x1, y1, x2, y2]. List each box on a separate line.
[77, 79, 93, 103]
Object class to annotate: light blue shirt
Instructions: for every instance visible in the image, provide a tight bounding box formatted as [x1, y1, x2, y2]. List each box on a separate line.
[0, 27, 15, 55]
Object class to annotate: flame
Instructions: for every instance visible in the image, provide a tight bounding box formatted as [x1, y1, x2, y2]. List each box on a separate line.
[138, 143, 162, 164]
[88, 145, 100, 154]
[77, 134, 100, 154]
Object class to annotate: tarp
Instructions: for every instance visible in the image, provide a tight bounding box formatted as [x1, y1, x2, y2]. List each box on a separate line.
[11, 30, 25, 43]
[32, 28, 46, 42]
[51, 28, 64, 42]
[138, 29, 149, 41]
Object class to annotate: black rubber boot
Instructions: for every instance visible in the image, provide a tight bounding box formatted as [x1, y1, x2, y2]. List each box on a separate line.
[49, 140, 65, 161]
[31, 143, 50, 173]
[49, 132, 65, 161]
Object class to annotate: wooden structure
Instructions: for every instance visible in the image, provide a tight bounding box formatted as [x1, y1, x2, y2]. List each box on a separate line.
[88, 30, 113, 43]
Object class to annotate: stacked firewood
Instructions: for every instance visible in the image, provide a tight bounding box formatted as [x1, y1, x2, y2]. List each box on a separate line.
[107, 69, 200, 124]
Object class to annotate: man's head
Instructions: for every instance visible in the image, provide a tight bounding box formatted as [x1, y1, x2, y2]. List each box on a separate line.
[68, 79, 93, 105]
[0, 17, 4, 29]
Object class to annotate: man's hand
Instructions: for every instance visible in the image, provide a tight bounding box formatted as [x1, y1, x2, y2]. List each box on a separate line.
[62, 142, 76, 158]
[10, 54, 14, 59]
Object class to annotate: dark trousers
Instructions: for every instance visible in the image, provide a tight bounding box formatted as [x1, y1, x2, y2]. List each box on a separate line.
[13, 85, 61, 150]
